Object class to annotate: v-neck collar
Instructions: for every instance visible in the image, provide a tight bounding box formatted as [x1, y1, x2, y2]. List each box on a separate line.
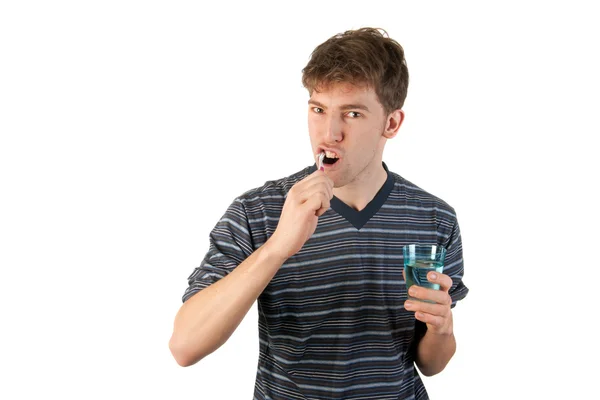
[307, 162, 396, 230]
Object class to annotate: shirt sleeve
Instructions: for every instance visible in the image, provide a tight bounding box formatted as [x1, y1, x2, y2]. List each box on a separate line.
[182, 198, 254, 303]
[441, 215, 469, 308]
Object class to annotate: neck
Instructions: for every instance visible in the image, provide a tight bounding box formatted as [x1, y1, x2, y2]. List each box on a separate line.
[333, 162, 388, 211]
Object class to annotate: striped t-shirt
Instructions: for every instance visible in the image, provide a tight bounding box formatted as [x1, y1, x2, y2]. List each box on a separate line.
[183, 163, 469, 400]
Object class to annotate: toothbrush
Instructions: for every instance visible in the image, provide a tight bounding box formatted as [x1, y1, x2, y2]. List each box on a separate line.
[318, 152, 325, 171]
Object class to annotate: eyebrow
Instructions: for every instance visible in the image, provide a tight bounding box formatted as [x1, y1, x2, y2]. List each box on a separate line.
[308, 100, 370, 112]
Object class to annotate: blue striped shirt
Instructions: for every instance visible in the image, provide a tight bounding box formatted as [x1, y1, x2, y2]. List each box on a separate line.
[183, 163, 468, 399]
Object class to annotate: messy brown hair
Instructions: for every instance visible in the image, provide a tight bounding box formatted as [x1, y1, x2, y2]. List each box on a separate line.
[302, 28, 409, 115]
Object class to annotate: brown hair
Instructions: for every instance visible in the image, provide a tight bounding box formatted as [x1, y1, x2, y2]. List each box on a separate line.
[301, 28, 409, 115]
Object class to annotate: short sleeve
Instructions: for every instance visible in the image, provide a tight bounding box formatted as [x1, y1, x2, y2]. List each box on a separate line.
[441, 216, 469, 308]
[182, 199, 254, 303]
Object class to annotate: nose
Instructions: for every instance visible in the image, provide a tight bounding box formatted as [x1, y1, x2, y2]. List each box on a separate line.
[324, 115, 343, 143]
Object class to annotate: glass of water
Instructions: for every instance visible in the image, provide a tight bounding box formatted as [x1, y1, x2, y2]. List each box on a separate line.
[403, 244, 446, 301]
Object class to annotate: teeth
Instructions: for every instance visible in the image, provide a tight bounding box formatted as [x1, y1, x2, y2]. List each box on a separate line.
[324, 151, 339, 158]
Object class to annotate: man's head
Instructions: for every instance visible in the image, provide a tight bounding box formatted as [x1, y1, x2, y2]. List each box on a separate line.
[302, 28, 409, 117]
[302, 28, 408, 188]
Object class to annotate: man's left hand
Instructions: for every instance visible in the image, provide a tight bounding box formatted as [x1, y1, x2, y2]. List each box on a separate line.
[404, 272, 454, 335]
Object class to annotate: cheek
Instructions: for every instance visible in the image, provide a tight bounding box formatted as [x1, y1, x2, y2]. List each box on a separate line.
[307, 119, 321, 139]
[362, 126, 384, 146]
[307, 124, 318, 147]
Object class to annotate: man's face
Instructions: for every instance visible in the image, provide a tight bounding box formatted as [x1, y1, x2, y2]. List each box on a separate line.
[308, 82, 398, 188]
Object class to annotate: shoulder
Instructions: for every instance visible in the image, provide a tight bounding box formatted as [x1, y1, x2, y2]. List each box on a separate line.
[388, 170, 458, 221]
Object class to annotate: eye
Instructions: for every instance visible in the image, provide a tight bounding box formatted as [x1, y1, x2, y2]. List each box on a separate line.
[312, 107, 324, 114]
[347, 111, 362, 118]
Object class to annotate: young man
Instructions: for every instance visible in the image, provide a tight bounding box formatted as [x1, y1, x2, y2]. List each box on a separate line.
[169, 28, 468, 399]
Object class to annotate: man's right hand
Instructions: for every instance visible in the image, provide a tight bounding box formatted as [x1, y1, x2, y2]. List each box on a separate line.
[267, 169, 334, 260]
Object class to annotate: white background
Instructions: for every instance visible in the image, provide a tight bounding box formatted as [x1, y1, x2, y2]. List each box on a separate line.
[1, 1, 599, 399]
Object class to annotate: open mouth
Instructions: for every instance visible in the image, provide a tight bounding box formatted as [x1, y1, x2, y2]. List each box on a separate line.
[321, 150, 340, 165]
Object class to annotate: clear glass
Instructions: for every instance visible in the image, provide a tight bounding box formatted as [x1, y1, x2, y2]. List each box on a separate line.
[402, 244, 446, 301]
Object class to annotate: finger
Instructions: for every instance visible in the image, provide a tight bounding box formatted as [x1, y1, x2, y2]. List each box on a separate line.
[307, 170, 334, 194]
[314, 192, 331, 216]
[404, 299, 449, 318]
[427, 271, 453, 293]
[304, 192, 331, 215]
[299, 181, 334, 204]
[414, 311, 446, 328]
[408, 285, 452, 306]
[310, 177, 333, 201]
[292, 170, 328, 195]
[295, 172, 328, 191]
[309, 172, 334, 194]
[315, 206, 328, 217]
[309, 169, 333, 186]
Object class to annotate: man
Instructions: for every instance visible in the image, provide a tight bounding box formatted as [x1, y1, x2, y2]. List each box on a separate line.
[169, 27, 468, 399]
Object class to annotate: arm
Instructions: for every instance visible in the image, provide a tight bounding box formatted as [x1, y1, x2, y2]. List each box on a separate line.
[169, 169, 334, 367]
[415, 323, 456, 377]
[169, 240, 286, 367]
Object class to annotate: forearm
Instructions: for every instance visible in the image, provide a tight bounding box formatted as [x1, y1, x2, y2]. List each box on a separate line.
[169, 241, 286, 366]
[415, 329, 456, 377]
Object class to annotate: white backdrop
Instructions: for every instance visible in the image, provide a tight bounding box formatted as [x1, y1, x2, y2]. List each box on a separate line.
[1, 1, 598, 399]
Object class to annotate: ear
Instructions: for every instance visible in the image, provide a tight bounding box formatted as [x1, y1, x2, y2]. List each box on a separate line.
[382, 109, 404, 139]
